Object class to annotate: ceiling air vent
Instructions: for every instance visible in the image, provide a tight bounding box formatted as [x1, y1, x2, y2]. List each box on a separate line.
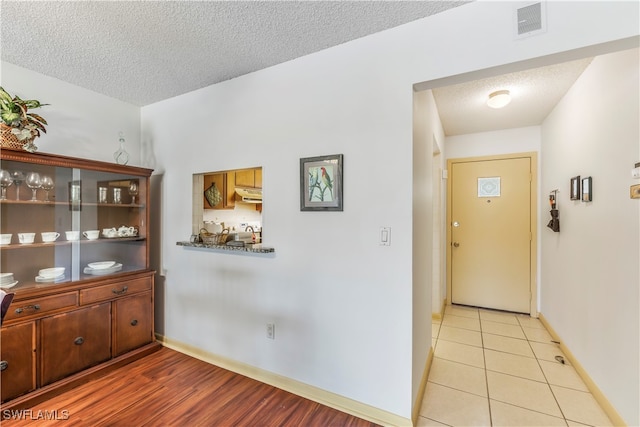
[515, 2, 546, 39]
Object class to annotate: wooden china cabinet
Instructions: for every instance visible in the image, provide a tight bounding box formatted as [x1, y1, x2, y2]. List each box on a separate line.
[0, 149, 160, 413]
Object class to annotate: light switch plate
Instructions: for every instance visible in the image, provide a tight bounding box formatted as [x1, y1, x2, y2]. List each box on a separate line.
[380, 227, 391, 246]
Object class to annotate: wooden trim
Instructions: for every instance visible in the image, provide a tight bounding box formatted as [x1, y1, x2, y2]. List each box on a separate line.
[538, 314, 626, 427]
[0, 149, 153, 176]
[446, 152, 538, 316]
[156, 334, 412, 427]
[412, 346, 434, 425]
[432, 298, 446, 320]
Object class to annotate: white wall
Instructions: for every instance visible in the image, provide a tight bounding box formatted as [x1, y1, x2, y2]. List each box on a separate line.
[1, 63, 141, 164]
[140, 1, 638, 420]
[412, 90, 434, 409]
[541, 48, 640, 426]
[446, 126, 541, 160]
[413, 91, 447, 320]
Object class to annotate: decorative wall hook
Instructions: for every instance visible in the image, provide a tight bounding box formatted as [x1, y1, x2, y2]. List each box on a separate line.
[547, 190, 560, 232]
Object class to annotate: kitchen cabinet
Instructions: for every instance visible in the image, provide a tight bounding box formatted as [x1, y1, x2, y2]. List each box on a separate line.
[255, 168, 262, 188]
[235, 168, 262, 189]
[203, 171, 235, 210]
[0, 149, 159, 410]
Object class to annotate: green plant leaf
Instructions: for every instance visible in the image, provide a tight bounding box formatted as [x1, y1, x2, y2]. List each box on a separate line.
[0, 87, 13, 104]
[1, 110, 20, 124]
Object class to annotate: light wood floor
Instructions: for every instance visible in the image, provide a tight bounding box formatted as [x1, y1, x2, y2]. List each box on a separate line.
[2, 347, 380, 426]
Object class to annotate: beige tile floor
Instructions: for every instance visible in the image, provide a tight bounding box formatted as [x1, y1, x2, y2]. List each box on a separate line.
[418, 305, 613, 427]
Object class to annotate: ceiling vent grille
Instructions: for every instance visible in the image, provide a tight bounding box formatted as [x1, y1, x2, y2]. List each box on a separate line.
[515, 2, 546, 39]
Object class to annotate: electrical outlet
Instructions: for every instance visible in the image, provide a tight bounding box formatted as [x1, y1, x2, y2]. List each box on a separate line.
[266, 323, 275, 339]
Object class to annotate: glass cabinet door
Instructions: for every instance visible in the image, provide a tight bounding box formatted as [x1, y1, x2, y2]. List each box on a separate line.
[0, 157, 149, 291]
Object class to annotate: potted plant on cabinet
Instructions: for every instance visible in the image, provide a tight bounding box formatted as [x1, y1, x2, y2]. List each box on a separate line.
[0, 86, 48, 152]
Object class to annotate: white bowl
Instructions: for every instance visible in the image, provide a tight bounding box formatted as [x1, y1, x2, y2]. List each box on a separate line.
[38, 267, 65, 279]
[88, 261, 116, 270]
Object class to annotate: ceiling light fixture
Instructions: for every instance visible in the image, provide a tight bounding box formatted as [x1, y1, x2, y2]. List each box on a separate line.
[487, 90, 511, 109]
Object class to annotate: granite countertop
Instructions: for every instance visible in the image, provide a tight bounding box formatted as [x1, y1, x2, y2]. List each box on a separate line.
[176, 241, 275, 253]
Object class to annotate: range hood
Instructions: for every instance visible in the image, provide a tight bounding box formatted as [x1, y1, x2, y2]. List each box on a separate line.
[235, 187, 262, 203]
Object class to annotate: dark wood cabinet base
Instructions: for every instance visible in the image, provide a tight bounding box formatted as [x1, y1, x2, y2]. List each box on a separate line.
[0, 341, 161, 417]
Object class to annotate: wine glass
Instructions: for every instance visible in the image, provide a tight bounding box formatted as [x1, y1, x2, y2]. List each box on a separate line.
[26, 172, 41, 201]
[128, 181, 139, 204]
[11, 171, 25, 200]
[0, 170, 13, 200]
[40, 175, 55, 202]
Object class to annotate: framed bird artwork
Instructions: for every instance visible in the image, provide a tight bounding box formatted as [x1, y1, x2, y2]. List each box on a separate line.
[300, 154, 343, 211]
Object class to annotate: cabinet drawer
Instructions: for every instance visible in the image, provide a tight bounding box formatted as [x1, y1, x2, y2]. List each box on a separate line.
[4, 292, 78, 323]
[80, 277, 152, 305]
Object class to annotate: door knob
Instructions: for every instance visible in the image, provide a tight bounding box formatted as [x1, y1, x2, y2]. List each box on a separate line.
[453, 242, 460, 247]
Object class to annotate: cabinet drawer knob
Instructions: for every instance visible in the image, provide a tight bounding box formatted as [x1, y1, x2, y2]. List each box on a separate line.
[130, 319, 138, 326]
[74, 337, 84, 345]
[112, 286, 128, 295]
[0, 360, 8, 371]
[15, 304, 40, 314]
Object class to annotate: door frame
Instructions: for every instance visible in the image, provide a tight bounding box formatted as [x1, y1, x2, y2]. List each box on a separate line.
[446, 152, 538, 316]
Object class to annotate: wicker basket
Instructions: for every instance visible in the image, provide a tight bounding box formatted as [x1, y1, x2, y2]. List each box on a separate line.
[1, 124, 35, 151]
[200, 228, 230, 245]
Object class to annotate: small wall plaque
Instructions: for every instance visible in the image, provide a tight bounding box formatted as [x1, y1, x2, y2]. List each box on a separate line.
[570, 176, 580, 200]
[581, 176, 592, 202]
[478, 177, 500, 197]
[631, 184, 640, 199]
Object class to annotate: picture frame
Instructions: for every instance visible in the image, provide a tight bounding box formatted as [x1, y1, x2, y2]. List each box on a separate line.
[581, 176, 592, 202]
[570, 176, 580, 200]
[300, 154, 343, 211]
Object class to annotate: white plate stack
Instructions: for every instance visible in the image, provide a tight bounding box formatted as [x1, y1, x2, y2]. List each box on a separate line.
[36, 267, 66, 283]
[84, 261, 122, 276]
[0, 273, 18, 289]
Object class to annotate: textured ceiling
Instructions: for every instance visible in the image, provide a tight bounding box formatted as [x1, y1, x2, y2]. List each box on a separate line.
[1, 1, 595, 136]
[1, 0, 468, 106]
[432, 57, 594, 136]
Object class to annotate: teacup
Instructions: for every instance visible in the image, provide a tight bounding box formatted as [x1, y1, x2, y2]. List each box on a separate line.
[41, 232, 60, 243]
[18, 232, 36, 244]
[82, 230, 100, 240]
[0, 234, 11, 245]
[65, 231, 80, 241]
[102, 227, 117, 238]
[118, 226, 135, 237]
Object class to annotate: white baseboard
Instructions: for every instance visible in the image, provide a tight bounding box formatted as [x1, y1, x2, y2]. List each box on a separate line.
[155, 334, 412, 427]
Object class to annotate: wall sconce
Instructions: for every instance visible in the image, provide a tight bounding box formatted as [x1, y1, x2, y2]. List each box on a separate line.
[487, 90, 511, 109]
